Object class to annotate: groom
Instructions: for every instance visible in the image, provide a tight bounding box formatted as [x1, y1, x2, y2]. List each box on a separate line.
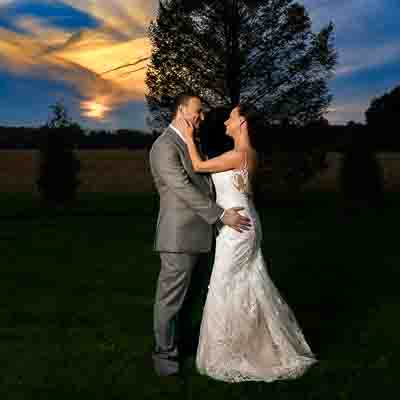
[149, 93, 251, 377]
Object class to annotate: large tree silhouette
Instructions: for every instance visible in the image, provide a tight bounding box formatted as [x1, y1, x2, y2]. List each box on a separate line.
[145, 0, 337, 131]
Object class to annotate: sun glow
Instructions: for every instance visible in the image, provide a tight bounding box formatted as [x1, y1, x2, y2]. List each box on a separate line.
[81, 100, 111, 119]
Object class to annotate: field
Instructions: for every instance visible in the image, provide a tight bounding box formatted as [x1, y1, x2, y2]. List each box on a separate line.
[3, 149, 400, 193]
[0, 150, 154, 194]
[0, 150, 399, 399]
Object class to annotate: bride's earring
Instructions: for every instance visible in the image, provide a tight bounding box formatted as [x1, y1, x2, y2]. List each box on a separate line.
[239, 118, 245, 135]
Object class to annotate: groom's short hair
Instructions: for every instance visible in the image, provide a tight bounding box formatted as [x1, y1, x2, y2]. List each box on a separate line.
[172, 93, 200, 119]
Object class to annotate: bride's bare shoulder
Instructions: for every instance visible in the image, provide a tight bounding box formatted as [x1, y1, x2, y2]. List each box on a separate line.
[232, 149, 257, 172]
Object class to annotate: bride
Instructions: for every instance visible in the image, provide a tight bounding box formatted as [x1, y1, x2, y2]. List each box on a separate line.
[175, 103, 318, 383]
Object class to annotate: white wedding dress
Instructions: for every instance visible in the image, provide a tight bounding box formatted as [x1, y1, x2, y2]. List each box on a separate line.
[195, 155, 318, 383]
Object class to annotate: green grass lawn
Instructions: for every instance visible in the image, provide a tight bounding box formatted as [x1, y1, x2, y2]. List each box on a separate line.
[0, 191, 398, 399]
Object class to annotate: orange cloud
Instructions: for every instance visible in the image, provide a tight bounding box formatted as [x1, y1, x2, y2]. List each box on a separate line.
[55, 35, 150, 101]
[0, 1, 156, 120]
[15, 15, 71, 46]
[0, 27, 45, 72]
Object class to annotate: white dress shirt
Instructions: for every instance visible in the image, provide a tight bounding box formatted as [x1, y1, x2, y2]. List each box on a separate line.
[169, 123, 225, 222]
[169, 123, 186, 143]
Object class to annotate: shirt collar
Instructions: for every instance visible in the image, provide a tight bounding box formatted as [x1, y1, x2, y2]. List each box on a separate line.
[169, 123, 186, 144]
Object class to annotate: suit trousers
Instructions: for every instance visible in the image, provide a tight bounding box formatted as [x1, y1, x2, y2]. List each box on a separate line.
[152, 252, 208, 376]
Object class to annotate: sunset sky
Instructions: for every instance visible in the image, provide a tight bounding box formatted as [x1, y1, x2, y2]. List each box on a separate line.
[1, 0, 399, 130]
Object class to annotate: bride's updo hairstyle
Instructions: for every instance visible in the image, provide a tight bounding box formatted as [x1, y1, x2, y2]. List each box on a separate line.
[237, 102, 265, 150]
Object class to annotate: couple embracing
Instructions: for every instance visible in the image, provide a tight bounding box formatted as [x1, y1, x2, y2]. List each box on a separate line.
[149, 94, 317, 383]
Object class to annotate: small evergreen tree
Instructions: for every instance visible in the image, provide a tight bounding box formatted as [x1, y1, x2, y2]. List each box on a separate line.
[338, 141, 384, 215]
[36, 101, 81, 206]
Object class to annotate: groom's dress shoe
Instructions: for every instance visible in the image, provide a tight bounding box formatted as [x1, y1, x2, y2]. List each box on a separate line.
[155, 370, 186, 397]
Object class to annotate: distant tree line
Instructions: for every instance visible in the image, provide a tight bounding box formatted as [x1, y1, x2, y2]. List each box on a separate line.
[0, 125, 154, 150]
[1, 120, 399, 152]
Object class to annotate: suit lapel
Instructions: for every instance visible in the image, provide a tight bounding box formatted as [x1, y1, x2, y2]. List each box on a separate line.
[196, 139, 216, 200]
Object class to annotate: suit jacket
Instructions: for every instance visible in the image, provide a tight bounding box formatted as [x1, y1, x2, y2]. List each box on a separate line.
[149, 126, 224, 253]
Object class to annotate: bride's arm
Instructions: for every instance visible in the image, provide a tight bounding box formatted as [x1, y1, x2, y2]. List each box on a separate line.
[186, 138, 242, 173]
[175, 118, 243, 173]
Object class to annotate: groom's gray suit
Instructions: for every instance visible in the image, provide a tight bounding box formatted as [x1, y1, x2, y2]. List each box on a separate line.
[149, 125, 223, 376]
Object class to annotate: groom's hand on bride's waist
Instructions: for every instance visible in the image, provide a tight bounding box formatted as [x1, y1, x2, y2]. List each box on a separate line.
[221, 207, 252, 233]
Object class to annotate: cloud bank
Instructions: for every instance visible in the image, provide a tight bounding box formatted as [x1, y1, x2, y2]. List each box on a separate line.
[0, 0, 155, 123]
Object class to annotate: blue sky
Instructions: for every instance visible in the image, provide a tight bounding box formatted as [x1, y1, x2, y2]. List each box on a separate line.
[0, 0, 399, 130]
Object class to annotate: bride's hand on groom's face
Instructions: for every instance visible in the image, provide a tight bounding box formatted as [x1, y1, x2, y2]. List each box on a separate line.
[176, 117, 195, 140]
[222, 207, 252, 233]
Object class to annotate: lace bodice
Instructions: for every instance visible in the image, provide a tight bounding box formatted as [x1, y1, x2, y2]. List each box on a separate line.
[211, 152, 253, 210]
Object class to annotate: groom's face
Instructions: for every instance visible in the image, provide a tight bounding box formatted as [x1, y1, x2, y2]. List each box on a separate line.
[180, 97, 204, 129]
